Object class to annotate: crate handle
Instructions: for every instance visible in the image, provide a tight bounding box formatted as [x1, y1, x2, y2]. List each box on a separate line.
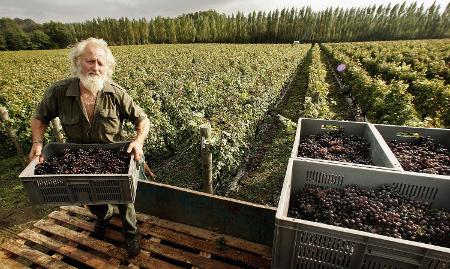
[68, 182, 91, 185]
[320, 124, 343, 131]
[396, 132, 421, 138]
[367, 249, 421, 266]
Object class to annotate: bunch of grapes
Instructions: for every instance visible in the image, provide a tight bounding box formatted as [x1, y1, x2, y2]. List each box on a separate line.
[35, 147, 130, 175]
[298, 130, 372, 165]
[289, 184, 450, 248]
[387, 137, 450, 175]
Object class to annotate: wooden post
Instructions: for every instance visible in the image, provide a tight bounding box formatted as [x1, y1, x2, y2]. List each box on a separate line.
[50, 117, 65, 142]
[0, 106, 26, 163]
[200, 123, 213, 194]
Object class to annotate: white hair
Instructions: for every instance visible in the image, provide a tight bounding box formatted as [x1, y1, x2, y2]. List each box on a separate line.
[68, 37, 116, 81]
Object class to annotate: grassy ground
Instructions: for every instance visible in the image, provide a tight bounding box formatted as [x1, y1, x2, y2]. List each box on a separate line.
[0, 155, 56, 244]
[320, 49, 357, 121]
[226, 114, 297, 206]
[149, 143, 202, 191]
[226, 56, 308, 207]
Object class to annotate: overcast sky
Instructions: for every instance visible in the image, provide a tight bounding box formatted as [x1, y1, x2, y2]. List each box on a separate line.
[0, 0, 448, 23]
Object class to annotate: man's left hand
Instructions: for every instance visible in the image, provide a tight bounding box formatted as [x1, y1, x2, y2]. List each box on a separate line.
[127, 141, 144, 161]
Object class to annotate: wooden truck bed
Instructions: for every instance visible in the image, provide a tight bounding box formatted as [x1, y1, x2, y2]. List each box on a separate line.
[1, 181, 276, 268]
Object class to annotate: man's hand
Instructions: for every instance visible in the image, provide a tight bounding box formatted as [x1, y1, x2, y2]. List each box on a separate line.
[127, 141, 143, 161]
[29, 143, 45, 163]
[128, 118, 150, 161]
[30, 117, 48, 163]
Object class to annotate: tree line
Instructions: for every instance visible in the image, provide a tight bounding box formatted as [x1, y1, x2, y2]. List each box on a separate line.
[1, 2, 449, 50]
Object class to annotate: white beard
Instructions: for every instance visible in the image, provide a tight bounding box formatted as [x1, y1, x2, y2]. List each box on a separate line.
[79, 74, 105, 94]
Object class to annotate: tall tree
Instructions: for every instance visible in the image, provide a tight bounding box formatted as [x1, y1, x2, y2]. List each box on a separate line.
[0, 32, 6, 50]
[30, 30, 52, 49]
[1, 2, 450, 49]
[43, 21, 74, 48]
[0, 18, 31, 50]
[166, 19, 177, 43]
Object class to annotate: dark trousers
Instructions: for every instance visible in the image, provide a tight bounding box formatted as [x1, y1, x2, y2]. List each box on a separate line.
[88, 203, 138, 240]
[88, 158, 147, 241]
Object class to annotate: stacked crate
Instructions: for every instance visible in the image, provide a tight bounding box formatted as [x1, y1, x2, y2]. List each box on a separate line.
[273, 118, 450, 269]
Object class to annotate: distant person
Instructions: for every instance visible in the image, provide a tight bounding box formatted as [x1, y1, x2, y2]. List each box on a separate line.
[28, 37, 151, 257]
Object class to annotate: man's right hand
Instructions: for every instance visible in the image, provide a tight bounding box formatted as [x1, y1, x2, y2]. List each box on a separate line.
[29, 143, 45, 163]
[30, 117, 49, 163]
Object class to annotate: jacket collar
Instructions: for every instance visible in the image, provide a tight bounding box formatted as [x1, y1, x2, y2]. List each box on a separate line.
[103, 82, 114, 93]
[66, 77, 80, 96]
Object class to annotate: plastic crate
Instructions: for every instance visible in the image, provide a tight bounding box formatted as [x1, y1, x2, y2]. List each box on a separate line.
[19, 142, 138, 206]
[374, 123, 450, 178]
[272, 158, 450, 269]
[291, 118, 401, 169]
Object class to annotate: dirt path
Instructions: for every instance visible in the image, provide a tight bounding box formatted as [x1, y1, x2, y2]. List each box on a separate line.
[226, 54, 309, 206]
[320, 47, 356, 120]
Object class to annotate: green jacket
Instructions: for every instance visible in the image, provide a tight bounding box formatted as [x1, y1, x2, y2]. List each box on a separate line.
[34, 77, 148, 144]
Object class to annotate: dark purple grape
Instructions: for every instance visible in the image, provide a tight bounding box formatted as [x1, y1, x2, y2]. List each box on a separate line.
[298, 130, 372, 165]
[34, 146, 130, 175]
[388, 137, 450, 175]
[288, 184, 450, 248]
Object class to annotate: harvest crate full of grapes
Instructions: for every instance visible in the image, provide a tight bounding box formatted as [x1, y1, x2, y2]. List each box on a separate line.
[291, 118, 401, 169]
[19, 142, 139, 205]
[375, 124, 450, 177]
[272, 158, 450, 269]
